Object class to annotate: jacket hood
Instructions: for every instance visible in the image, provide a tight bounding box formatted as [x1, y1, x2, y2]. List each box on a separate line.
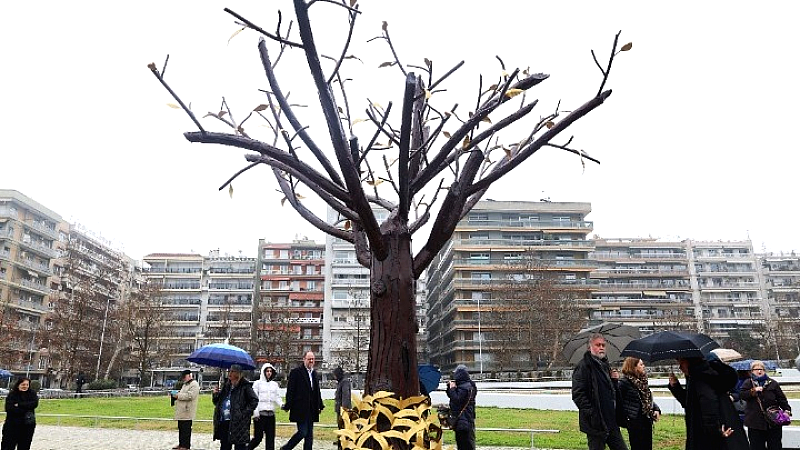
[690, 358, 737, 393]
[453, 365, 471, 383]
[260, 362, 276, 382]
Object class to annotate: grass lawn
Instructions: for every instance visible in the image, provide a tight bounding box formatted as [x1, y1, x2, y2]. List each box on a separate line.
[35, 394, 693, 450]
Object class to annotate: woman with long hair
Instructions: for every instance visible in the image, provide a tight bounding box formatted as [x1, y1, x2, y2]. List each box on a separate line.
[739, 360, 792, 450]
[1, 377, 39, 450]
[618, 357, 661, 450]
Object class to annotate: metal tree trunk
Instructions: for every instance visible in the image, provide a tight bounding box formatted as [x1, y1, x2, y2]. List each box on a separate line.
[365, 220, 419, 396]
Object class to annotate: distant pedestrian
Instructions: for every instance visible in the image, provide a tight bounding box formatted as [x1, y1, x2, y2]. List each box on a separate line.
[249, 363, 282, 450]
[213, 365, 259, 450]
[446, 365, 477, 450]
[572, 334, 628, 450]
[171, 369, 200, 450]
[618, 357, 660, 450]
[333, 366, 352, 425]
[2, 377, 39, 450]
[281, 351, 324, 450]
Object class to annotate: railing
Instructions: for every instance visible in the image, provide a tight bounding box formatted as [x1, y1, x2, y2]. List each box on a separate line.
[16, 299, 50, 312]
[461, 218, 593, 229]
[23, 220, 58, 239]
[19, 239, 58, 258]
[19, 279, 49, 293]
[454, 238, 593, 248]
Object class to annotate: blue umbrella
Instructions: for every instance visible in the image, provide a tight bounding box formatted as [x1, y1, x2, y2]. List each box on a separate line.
[730, 359, 778, 371]
[418, 364, 441, 395]
[0, 369, 12, 378]
[187, 343, 256, 370]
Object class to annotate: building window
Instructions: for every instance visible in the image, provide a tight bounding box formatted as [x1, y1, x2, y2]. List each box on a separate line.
[468, 213, 488, 222]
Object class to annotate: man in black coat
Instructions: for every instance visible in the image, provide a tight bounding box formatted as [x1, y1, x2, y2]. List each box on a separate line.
[281, 351, 324, 450]
[213, 364, 259, 450]
[571, 334, 628, 450]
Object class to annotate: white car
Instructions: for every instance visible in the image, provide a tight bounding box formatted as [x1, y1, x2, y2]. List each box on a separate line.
[0, 388, 9, 395]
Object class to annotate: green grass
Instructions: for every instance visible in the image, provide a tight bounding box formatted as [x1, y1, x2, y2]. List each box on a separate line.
[35, 394, 692, 449]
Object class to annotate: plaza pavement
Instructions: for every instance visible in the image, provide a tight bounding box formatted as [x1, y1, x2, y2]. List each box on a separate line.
[28, 425, 527, 450]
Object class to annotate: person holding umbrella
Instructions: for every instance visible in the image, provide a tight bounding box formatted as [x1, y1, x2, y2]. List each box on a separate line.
[572, 334, 628, 450]
[668, 354, 748, 450]
[618, 358, 660, 450]
[739, 360, 792, 450]
[213, 364, 259, 450]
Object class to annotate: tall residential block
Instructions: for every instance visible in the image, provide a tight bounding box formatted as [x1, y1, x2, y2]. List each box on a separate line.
[425, 200, 595, 373]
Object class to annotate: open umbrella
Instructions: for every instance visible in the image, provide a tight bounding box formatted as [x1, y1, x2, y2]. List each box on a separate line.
[418, 364, 441, 395]
[730, 359, 778, 371]
[187, 343, 256, 370]
[621, 330, 719, 363]
[711, 348, 742, 362]
[0, 369, 12, 379]
[562, 322, 642, 365]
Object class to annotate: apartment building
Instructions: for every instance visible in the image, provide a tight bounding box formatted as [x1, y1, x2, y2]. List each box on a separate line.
[254, 239, 324, 373]
[758, 253, 800, 356]
[425, 200, 596, 373]
[0, 189, 62, 375]
[590, 239, 694, 334]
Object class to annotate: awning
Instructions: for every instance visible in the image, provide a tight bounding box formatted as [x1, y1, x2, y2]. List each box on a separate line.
[642, 290, 668, 297]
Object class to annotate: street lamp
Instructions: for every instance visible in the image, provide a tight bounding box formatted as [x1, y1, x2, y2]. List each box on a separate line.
[95, 296, 112, 379]
[26, 324, 38, 378]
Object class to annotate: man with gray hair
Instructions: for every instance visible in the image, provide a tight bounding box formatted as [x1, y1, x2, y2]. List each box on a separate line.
[572, 333, 627, 450]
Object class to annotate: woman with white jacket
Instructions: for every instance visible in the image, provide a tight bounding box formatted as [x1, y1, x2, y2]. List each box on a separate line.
[248, 363, 283, 450]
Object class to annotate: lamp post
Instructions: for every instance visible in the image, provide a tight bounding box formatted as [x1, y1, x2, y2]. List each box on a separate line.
[26, 325, 38, 378]
[477, 294, 483, 378]
[95, 296, 112, 379]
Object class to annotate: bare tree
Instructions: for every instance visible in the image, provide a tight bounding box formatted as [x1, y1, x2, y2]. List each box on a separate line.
[150, 3, 626, 396]
[120, 279, 167, 388]
[253, 298, 302, 376]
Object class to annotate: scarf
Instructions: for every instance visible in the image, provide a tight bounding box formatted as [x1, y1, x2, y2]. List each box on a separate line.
[627, 373, 655, 419]
[752, 373, 769, 387]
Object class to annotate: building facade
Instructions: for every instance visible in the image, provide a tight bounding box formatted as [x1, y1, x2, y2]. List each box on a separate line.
[253, 239, 324, 374]
[425, 200, 596, 374]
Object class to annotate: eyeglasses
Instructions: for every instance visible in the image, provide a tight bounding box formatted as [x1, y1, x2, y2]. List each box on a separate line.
[752, 368, 765, 371]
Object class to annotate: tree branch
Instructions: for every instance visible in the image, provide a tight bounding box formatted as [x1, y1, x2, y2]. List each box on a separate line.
[224, 8, 304, 48]
[147, 63, 206, 134]
[397, 72, 416, 222]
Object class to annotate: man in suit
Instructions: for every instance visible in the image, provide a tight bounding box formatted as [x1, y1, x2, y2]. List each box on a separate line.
[282, 351, 324, 450]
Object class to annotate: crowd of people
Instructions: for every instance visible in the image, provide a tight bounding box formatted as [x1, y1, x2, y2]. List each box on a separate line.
[572, 333, 794, 450]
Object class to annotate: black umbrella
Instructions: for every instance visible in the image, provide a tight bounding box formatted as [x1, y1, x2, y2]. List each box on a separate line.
[620, 331, 719, 363]
[563, 322, 641, 365]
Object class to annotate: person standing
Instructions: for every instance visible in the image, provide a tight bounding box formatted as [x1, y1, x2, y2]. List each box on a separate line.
[571, 334, 628, 450]
[1, 377, 39, 450]
[249, 363, 283, 450]
[739, 360, 792, 450]
[618, 357, 660, 450]
[281, 351, 324, 450]
[172, 369, 200, 450]
[333, 366, 352, 425]
[668, 356, 748, 450]
[213, 365, 259, 450]
[446, 364, 477, 450]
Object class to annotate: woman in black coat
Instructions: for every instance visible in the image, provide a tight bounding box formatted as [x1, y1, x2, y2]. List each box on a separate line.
[446, 365, 477, 450]
[2, 377, 39, 450]
[668, 356, 748, 450]
[618, 357, 661, 450]
[739, 360, 792, 450]
[212, 366, 259, 450]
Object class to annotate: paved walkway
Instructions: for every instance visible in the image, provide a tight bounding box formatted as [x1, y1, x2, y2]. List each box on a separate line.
[28, 425, 528, 450]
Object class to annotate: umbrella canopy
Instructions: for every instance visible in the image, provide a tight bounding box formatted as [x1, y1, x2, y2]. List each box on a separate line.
[187, 343, 256, 370]
[563, 322, 642, 365]
[0, 369, 12, 378]
[621, 330, 719, 363]
[418, 364, 441, 395]
[711, 348, 743, 362]
[729, 359, 778, 371]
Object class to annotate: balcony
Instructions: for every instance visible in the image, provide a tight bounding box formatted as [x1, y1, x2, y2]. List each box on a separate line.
[18, 279, 49, 295]
[452, 258, 597, 269]
[23, 220, 58, 239]
[19, 239, 58, 259]
[18, 258, 53, 277]
[0, 227, 14, 239]
[453, 238, 593, 249]
[0, 207, 19, 219]
[459, 219, 593, 230]
[593, 252, 686, 260]
[16, 299, 49, 312]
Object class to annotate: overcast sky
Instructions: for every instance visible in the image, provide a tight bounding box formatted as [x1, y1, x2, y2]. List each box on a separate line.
[2, 1, 799, 261]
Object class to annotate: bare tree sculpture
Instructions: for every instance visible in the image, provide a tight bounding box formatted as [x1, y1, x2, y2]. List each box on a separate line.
[149, 2, 627, 398]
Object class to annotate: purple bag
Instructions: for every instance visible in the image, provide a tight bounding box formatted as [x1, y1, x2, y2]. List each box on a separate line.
[765, 406, 791, 426]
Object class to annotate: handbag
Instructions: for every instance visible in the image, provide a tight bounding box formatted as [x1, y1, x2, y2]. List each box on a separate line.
[23, 410, 35, 425]
[756, 396, 791, 427]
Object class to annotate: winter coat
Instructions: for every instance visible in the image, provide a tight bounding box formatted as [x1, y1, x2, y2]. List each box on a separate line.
[739, 376, 791, 430]
[174, 379, 200, 420]
[618, 377, 660, 423]
[572, 351, 620, 437]
[4, 388, 39, 425]
[252, 363, 283, 418]
[284, 363, 324, 423]
[446, 366, 476, 432]
[668, 359, 748, 450]
[212, 377, 259, 445]
[334, 376, 352, 419]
